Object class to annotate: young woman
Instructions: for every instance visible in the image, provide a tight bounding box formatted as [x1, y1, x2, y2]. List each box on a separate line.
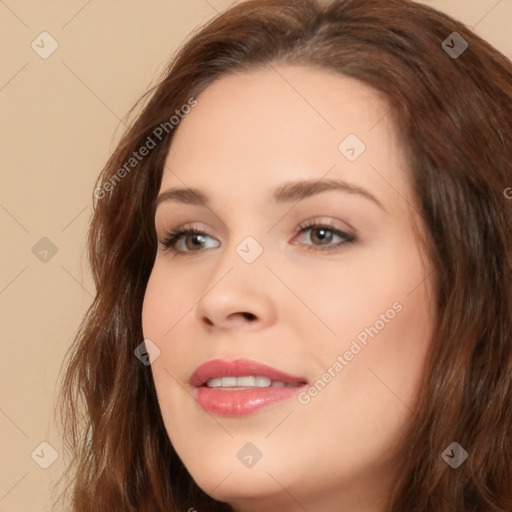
[59, 0, 512, 510]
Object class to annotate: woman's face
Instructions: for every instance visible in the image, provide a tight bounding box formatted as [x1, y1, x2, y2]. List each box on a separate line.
[142, 65, 435, 512]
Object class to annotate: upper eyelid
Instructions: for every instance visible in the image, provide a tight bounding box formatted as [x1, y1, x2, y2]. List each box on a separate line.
[157, 216, 354, 235]
[295, 217, 354, 233]
[158, 220, 351, 238]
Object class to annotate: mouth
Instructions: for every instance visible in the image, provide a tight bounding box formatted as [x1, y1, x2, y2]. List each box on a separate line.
[190, 358, 308, 416]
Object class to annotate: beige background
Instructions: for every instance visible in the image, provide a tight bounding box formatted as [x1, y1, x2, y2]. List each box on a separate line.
[0, 0, 510, 510]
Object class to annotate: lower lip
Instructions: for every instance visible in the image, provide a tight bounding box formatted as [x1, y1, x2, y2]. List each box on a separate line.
[195, 385, 304, 416]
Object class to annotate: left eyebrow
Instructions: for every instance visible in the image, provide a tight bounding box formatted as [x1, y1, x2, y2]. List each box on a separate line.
[155, 178, 387, 213]
[272, 179, 387, 212]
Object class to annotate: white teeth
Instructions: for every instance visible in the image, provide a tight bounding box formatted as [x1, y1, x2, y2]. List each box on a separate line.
[205, 376, 288, 388]
[237, 376, 256, 386]
[255, 376, 271, 387]
[221, 377, 237, 387]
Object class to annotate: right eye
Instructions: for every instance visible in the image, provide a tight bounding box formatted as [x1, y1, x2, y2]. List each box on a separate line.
[159, 226, 220, 253]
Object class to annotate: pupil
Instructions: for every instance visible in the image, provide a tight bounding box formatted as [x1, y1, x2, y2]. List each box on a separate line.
[313, 228, 332, 244]
[187, 234, 204, 249]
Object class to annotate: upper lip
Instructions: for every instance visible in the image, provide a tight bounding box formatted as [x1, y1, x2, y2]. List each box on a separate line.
[189, 358, 308, 387]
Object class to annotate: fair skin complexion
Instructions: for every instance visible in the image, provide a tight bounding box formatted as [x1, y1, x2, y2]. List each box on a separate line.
[142, 65, 435, 512]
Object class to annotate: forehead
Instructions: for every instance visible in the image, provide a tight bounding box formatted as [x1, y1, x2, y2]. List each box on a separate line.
[161, 65, 411, 212]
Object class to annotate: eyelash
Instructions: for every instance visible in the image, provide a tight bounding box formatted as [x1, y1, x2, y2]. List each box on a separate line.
[158, 220, 355, 255]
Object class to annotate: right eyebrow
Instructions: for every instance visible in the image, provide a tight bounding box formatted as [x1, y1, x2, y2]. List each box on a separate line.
[154, 187, 208, 209]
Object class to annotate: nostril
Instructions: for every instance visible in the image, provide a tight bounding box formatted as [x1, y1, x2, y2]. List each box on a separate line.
[241, 312, 256, 321]
[202, 317, 214, 326]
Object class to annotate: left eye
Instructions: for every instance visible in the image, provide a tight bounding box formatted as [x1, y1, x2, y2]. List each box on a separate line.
[293, 224, 354, 250]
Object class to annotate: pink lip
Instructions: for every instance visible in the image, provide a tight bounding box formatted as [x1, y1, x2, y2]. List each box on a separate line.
[190, 358, 308, 416]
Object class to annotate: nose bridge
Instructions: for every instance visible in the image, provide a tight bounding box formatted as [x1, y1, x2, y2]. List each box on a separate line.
[210, 230, 269, 297]
[217, 210, 269, 272]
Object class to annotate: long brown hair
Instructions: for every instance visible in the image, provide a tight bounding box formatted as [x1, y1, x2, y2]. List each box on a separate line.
[58, 0, 512, 510]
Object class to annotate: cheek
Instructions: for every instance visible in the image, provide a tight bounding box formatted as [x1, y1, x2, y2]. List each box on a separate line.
[271, 246, 431, 358]
[142, 260, 201, 339]
[288, 230, 434, 408]
[141, 266, 198, 454]
[287, 275, 433, 483]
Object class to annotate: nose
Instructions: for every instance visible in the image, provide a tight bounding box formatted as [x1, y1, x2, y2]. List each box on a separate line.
[194, 253, 278, 332]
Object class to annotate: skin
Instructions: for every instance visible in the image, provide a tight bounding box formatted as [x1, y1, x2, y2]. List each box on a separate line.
[142, 65, 435, 512]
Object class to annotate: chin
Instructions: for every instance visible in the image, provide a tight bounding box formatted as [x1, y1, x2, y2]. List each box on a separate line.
[193, 465, 283, 502]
